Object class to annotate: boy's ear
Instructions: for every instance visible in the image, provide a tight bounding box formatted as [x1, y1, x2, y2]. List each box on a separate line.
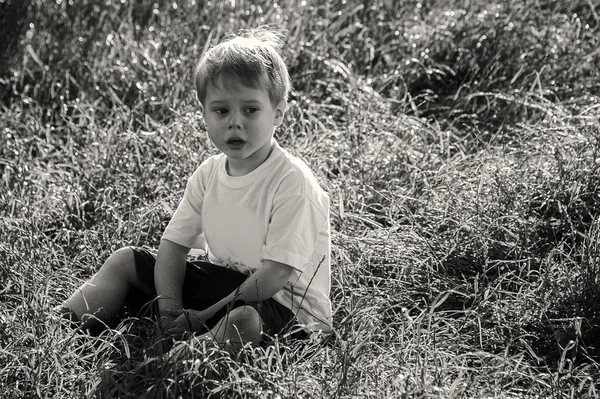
[273, 101, 287, 126]
[198, 103, 205, 115]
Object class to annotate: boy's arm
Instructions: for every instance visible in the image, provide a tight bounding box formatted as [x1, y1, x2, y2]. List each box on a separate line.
[154, 239, 190, 319]
[226, 259, 294, 303]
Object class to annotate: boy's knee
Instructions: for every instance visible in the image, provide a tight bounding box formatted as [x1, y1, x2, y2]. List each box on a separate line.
[111, 246, 135, 262]
[103, 247, 136, 276]
[226, 306, 262, 342]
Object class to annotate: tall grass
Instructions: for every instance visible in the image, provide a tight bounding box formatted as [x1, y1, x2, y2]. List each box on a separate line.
[1, 0, 599, 397]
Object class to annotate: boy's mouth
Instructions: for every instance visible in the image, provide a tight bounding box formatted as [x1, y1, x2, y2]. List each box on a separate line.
[226, 137, 246, 149]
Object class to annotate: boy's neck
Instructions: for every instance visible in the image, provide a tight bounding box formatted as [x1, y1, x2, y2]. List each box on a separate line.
[226, 140, 276, 177]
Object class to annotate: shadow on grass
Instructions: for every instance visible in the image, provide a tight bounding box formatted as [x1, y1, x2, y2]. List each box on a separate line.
[86, 317, 225, 398]
[85, 316, 324, 398]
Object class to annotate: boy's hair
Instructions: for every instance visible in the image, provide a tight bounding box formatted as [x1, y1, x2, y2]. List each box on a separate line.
[194, 27, 291, 107]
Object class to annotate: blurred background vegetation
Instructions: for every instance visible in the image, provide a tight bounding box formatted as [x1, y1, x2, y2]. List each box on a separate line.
[1, 0, 599, 397]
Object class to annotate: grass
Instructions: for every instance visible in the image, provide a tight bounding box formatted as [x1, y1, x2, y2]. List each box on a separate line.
[1, 0, 600, 397]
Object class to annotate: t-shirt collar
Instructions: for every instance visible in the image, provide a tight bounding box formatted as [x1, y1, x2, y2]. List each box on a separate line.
[219, 139, 281, 189]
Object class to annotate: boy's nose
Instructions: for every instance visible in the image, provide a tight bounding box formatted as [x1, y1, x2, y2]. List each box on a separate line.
[228, 112, 242, 129]
[228, 121, 242, 129]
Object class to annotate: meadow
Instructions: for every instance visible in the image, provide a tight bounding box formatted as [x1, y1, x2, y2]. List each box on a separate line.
[1, 0, 599, 397]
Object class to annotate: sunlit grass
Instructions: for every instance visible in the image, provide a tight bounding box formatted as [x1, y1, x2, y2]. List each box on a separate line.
[1, 0, 599, 397]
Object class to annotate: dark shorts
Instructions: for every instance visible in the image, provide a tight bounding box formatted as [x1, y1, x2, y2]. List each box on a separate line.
[126, 247, 305, 343]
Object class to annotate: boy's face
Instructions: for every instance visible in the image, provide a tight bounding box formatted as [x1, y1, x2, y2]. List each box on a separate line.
[201, 76, 285, 176]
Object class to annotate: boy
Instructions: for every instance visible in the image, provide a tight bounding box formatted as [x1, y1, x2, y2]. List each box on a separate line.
[59, 28, 332, 353]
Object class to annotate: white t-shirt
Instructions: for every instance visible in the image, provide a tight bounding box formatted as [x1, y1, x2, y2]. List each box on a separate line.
[161, 141, 332, 332]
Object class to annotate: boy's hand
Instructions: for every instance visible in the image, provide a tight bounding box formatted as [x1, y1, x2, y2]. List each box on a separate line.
[160, 309, 215, 338]
[172, 309, 214, 333]
[160, 309, 187, 339]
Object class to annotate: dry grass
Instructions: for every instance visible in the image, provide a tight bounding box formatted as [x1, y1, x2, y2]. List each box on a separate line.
[1, 0, 600, 397]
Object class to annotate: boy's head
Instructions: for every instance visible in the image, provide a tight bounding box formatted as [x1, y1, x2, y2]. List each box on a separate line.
[194, 28, 291, 108]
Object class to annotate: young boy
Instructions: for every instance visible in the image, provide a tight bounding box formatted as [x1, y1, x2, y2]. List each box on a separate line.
[59, 28, 332, 352]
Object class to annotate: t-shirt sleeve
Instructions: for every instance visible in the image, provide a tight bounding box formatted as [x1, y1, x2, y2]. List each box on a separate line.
[260, 193, 327, 273]
[161, 165, 206, 249]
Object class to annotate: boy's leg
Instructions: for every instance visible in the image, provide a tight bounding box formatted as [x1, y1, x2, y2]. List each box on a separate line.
[171, 299, 304, 358]
[170, 305, 262, 359]
[60, 247, 153, 330]
[201, 305, 262, 352]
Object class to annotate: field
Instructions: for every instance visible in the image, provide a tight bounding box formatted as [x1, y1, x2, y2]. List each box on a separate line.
[1, 0, 600, 397]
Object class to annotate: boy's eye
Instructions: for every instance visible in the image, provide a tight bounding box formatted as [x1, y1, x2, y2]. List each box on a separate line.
[214, 108, 228, 114]
[245, 107, 258, 114]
